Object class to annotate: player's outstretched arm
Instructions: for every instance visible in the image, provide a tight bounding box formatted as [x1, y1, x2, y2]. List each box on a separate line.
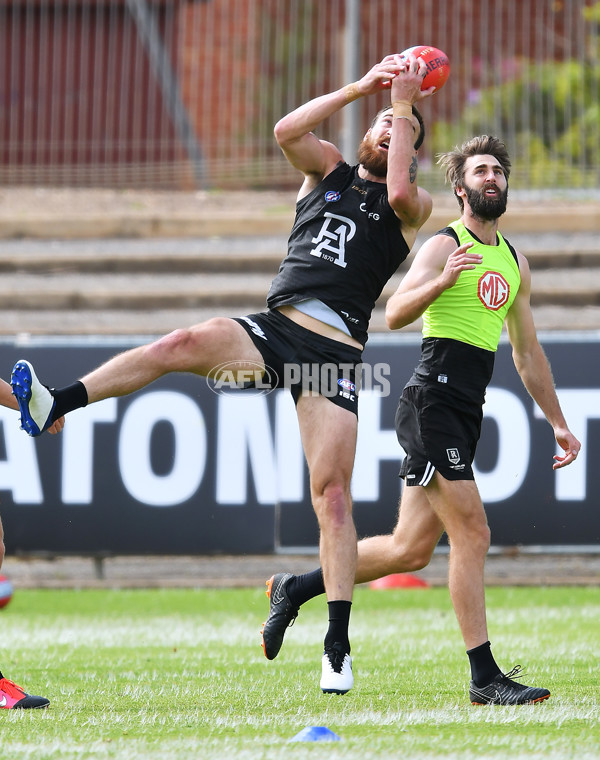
[385, 236, 481, 330]
[274, 55, 407, 181]
[506, 253, 581, 469]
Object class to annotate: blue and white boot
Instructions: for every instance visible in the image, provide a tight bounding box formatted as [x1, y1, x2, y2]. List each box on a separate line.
[11, 360, 56, 437]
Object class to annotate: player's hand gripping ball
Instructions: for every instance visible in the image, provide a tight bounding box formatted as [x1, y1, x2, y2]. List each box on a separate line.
[400, 45, 450, 92]
[0, 575, 13, 608]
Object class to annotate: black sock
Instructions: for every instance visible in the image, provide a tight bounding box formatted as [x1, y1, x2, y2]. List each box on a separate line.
[324, 600, 351, 653]
[51, 381, 89, 421]
[466, 641, 501, 687]
[286, 569, 325, 607]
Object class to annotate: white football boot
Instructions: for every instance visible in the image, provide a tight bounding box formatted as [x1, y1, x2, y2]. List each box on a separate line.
[320, 643, 353, 694]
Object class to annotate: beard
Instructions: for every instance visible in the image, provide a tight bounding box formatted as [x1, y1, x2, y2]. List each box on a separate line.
[357, 138, 388, 178]
[464, 182, 508, 220]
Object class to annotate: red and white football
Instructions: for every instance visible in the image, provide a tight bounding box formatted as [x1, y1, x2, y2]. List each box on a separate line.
[400, 45, 450, 92]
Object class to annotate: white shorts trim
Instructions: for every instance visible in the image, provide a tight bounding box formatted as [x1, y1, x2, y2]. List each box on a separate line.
[418, 461, 436, 487]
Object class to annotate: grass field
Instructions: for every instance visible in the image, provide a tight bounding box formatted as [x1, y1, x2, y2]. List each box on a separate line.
[0, 584, 598, 759]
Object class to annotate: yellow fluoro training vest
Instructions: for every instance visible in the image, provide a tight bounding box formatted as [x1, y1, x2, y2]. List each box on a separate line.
[422, 220, 521, 352]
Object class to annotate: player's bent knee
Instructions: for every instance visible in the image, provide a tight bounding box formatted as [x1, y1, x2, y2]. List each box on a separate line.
[145, 320, 228, 370]
[144, 329, 197, 370]
[390, 540, 435, 572]
[405, 546, 435, 572]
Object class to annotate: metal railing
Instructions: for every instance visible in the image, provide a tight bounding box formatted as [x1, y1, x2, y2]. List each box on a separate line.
[0, 0, 598, 192]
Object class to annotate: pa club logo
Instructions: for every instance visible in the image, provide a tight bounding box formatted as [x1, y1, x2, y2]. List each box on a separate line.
[446, 448, 461, 465]
[324, 190, 340, 202]
[478, 271, 510, 311]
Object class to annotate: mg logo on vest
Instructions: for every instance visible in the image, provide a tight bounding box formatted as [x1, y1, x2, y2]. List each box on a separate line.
[478, 270, 510, 311]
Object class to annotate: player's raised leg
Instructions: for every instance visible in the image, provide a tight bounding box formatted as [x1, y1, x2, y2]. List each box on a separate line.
[81, 318, 263, 403]
[11, 318, 265, 436]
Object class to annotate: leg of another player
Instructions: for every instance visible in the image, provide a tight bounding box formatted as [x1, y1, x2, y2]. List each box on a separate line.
[354, 486, 444, 584]
[0, 516, 50, 709]
[423, 476, 490, 649]
[423, 475, 553, 704]
[260, 481, 443, 662]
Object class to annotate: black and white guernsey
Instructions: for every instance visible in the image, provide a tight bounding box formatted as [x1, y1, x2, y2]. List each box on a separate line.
[267, 162, 410, 346]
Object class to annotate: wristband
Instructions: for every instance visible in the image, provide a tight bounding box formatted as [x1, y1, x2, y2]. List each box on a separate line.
[344, 83, 361, 103]
[392, 100, 413, 120]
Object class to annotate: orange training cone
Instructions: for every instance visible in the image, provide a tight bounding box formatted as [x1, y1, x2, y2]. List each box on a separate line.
[369, 573, 430, 590]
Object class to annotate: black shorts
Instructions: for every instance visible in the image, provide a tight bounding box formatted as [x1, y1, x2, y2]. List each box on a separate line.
[233, 310, 362, 416]
[395, 384, 483, 485]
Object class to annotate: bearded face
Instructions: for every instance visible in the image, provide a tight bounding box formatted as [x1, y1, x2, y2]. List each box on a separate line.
[357, 134, 388, 178]
[463, 180, 509, 220]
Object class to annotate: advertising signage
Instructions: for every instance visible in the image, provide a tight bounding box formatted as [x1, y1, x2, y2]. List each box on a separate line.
[0, 333, 598, 555]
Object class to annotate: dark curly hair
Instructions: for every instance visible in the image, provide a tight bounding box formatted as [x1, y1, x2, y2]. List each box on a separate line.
[437, 135, 511, 211]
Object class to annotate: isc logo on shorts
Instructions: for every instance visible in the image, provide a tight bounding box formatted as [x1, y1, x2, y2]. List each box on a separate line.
[478, 271, 510, 311]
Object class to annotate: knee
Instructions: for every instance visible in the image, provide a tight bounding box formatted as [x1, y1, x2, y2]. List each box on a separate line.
[450, 519, 490, 554]
[312, 480, 351, 527]
[390, 534, 436, 572]
[144, 328, 196, 369]
[401, 541, 435, 572]
[471, 521, 491, 551]
[144, 319, 228, 370]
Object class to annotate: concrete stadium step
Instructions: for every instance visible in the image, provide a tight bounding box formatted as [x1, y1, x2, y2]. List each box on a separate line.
[0, 272, 275, 310]
[531, 269, 600, 306]
[0, 308, 261, 337]
[3, 303, 600, 337]
[0, 189, 599, 241]
[0, 236, 286, 275]
[6, 273, 600, 315]
[4, 265, 600, 310]
[2, 232, 600, 336]
[2, 232, 599, 274]
[0, 307, 398, 337]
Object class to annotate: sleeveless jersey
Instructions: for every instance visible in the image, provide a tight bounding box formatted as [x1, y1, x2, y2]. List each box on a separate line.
[267, 162, 410, 346]
[422, 220, 521, 352]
